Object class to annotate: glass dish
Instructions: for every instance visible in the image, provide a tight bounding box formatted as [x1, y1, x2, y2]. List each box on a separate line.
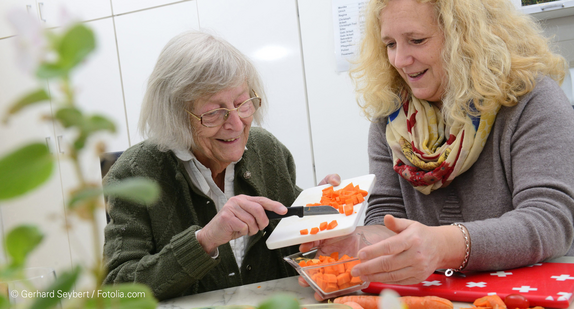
[285, 249, 368, 300]
[284, 231, 372, 300]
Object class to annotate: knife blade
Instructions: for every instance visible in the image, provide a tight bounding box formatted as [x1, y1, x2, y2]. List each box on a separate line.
[265, 206, 339, 220]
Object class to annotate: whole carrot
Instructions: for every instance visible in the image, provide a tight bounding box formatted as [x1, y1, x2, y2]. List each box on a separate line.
[474, 295, 506, 308]
[344, 301, 366, 309]
[334, 296, 380, 309]
[333, 295, 453, 309]
[400, 296, 453, 309]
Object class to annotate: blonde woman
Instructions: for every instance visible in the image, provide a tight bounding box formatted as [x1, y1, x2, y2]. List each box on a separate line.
[299, 0, 574, 300]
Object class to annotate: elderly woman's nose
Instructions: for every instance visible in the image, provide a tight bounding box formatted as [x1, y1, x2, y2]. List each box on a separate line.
[223, 109, 244, 129]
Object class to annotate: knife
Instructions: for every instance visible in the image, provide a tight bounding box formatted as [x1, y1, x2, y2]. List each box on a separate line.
[265, 206, 339, 219]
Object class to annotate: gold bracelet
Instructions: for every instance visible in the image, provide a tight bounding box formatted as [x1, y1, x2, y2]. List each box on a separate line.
[445, 223, 470, 277]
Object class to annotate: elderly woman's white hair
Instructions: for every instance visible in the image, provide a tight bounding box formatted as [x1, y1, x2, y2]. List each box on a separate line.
[138, 30, 266, 152]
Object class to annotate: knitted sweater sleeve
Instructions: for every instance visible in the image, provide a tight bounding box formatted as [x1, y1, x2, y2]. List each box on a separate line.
[102, 144, 218, 300]
[463, 77, 574, 270]
[364, 118, 408, 225]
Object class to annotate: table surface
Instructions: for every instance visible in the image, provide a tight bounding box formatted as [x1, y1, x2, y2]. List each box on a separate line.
[158, 256, 574, 309]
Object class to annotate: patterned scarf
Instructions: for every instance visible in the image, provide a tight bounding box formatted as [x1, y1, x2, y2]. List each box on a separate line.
[386, 94, 499, 195]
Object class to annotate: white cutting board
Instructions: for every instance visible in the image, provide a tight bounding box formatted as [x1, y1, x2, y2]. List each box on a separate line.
[266, 174, 376, 250]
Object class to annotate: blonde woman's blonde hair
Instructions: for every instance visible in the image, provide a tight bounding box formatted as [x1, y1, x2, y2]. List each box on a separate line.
[139, 30, 266, 152]
[352, 0, 567, 123]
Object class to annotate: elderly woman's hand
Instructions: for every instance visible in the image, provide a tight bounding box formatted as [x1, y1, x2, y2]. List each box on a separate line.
[318, 174, 341, 186]
[350, 215, 463, 286]
[196, 195, 287, 255]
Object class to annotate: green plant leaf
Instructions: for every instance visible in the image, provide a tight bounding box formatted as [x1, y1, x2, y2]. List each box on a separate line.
[5, 225, 43, 267]
[36, 62, 68, 79]
[0, 142, 54, 200]
[83, 283, 157, 309]
[55, 107, 83, 128]
[73, 132, 89, 151]
[29, 266, 81, 309]
[258, 294, 299, 309]
[86, 115, 116, 134]
[68, 187, 102, 209]
[104, 177, 160, 205]
[57, 23, 95, 71]
[0, 295, 10, 309]
[3, 89, 50, 122]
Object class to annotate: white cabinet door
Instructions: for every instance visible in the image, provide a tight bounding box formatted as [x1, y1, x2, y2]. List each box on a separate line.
[197, 0, 316, 189]
[111, 0, 190, 15]
[0, 0, 39, 39]
[297, 0, 370, 182]
[114, 1, 200, 146]
[36, 0, 112, 28]
[0, 36, 73, 274]
[46, 18, 127, 279]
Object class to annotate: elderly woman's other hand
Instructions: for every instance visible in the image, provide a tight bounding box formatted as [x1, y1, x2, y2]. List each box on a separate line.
[196, 195, 287, 255]
[318, 174, 341, 186]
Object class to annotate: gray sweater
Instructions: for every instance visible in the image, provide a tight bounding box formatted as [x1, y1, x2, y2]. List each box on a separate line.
[366, 76, 574, 271]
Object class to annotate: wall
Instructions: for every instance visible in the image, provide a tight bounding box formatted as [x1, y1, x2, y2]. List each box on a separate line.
[540, 15, 574, 104]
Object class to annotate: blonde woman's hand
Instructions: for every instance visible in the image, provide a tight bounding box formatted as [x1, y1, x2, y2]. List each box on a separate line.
[318, 174, 341, 186]
[196, 195, 287, 255]
[350, 214, 461, 285]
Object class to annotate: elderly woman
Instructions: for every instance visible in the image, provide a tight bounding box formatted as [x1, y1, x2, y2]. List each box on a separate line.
[103, 30, 339, 301]
[300, 0, 574, 300]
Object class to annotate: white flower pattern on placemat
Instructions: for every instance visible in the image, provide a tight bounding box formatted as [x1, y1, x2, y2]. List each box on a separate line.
[466, 282, 487, 288]
[557, 292, 572, 301]
[551, 274, 574, 281]
[512, 286, 538, 293]
[421, 280, 442, 287]
[490, 271, 513, 277]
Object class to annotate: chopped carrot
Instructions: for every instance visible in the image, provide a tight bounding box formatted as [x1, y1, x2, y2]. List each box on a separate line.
[327, 220, 338, 230]
[310, 227, 319, 234]
[299, 252, 364, 294]
[337, 272, 351, 285]
[300, 229, 308, 235]
[319, 222, 328, 231]
[306, 183, 367, 210]
[349, 276, 363, 285]
[344, 205, 354, 216]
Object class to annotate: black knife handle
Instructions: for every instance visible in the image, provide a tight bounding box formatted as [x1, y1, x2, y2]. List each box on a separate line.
[265, 207, 303, 219]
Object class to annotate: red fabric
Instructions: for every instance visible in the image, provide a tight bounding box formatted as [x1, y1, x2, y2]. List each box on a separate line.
[363, 262, 574, 308]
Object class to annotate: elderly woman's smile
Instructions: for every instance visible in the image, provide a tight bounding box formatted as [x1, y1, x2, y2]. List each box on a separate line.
[190, 83, 253, 174]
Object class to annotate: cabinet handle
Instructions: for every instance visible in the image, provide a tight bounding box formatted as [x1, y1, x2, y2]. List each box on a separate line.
[57, 135, 64, 154]
[541, 3, 565, 11]
[26, 4, 32, 14]
[45, 137, 53, 154]
[38, 2, 46, 22]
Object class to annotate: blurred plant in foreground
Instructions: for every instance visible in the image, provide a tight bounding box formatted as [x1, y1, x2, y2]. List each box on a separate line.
[0, 9, 159, 309]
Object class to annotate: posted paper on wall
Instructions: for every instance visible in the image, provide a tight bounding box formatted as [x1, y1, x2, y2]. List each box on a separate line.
[332, 0, 368, 72]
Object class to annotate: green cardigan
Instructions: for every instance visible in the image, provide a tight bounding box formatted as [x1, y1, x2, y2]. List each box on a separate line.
[103, 127, 302, 301]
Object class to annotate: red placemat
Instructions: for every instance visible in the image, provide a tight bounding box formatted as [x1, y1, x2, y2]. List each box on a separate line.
[362, 262, 574, 308]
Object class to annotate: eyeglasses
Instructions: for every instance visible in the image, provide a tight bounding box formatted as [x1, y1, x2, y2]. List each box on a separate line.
[185, 89, 261, 128]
